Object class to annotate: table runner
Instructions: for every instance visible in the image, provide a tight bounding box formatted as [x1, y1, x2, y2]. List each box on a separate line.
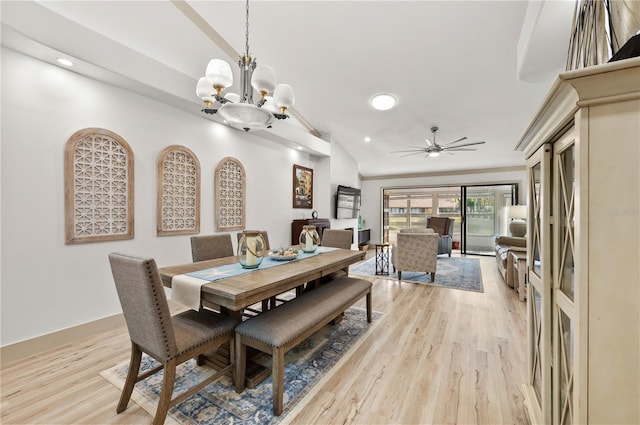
[171, 246, 338, 310]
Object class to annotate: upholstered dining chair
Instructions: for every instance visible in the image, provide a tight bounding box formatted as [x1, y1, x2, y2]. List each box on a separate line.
[391, 231, 439, 282]
[190, 233, 235, 262]
[320, 229, 353, 249]
[189, 233, 237, 312]
[301, 228, 354, 294]
[108, 252, 236, 425]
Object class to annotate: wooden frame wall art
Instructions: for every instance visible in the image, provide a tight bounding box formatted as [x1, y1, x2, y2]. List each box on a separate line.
[215, 157, 246, 231]
[156, 145, 201, 236]
[64, 128, 134, 244]
[293, 164, 313, 209]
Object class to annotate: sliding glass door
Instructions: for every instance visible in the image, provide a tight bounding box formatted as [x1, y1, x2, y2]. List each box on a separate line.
[463, 184, 516, 255]
[382, 183, 517, 255]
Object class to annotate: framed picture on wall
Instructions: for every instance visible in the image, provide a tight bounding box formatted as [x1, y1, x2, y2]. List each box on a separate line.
[292, 164, 313, 209]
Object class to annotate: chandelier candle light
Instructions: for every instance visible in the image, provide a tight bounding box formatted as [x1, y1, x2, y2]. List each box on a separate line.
[196, 0, 295, 132]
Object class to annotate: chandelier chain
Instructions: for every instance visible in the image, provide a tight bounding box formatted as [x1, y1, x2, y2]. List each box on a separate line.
[244, 0, 250, 56]
[196, 0, 294, 129]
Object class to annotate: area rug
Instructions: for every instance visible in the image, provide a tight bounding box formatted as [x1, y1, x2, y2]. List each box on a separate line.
[349, 255, 483, 293]
[100, 307, 381, 425]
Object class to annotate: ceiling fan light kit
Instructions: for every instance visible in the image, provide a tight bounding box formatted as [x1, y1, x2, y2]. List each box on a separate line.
[391, 126, 486, 158]
[196, 0, 294, 132]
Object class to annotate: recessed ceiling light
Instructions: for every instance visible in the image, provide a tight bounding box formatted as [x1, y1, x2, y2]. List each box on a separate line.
[370, 93, 397, 111]
[297, 146, 303, 150]
[364, 137, 371, 143]
[56, 58, 74, 67]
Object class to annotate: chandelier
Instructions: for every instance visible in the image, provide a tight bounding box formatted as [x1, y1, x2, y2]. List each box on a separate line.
[195, 0, 295, 132]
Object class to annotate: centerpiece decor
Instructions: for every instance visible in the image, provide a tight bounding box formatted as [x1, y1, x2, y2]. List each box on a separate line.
[299, 225, 319, 253]
[238, 230, 266, 268]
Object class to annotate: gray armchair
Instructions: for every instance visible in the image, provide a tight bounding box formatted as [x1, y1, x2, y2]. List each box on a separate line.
[427, 216, 454, 257]
[391, 230, 439, 282]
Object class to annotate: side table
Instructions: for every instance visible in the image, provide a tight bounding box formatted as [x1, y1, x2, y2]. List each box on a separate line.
[510, 251, 527, 302]
[375, 244, 390, 275]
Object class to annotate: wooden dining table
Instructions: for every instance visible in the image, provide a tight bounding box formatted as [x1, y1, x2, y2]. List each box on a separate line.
[158, 247, 366, 387]
[158, 247, 366, 319]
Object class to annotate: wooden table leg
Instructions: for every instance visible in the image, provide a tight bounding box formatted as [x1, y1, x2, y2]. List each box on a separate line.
[218, 306, 271, 388]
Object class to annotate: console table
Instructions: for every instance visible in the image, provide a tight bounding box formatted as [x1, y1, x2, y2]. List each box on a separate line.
[358, 228, 370, 249]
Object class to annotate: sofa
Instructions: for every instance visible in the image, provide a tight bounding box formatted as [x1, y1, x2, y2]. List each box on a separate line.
[495, 235, 526, 287]
[426, 217, 454, 257]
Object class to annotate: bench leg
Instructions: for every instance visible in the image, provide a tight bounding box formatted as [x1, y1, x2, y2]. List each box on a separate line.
[366, 291, 372, 323]
[272, 347, 285, 416]
[234, 337, 246, 393]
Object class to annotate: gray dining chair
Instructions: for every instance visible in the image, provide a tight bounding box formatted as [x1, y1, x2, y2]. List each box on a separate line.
[321, 229, 353, 249]
[190, 233, 235, 262]
[108, 252, 236, 425]
[302, 228, 354, 293]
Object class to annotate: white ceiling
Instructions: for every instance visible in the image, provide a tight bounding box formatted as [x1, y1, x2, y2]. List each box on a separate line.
[1, 0, 575, 178]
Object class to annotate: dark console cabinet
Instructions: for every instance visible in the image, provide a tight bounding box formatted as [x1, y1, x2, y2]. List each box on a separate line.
[291, 218, 330, 245]
[358, 228, 371, 245]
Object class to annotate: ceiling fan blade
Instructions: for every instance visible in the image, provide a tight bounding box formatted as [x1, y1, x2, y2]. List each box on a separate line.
[443, 136, 467, 145]
[400, 151, 426, 158]
[390, 149, 425, 153]
[444, 148, 477, 152]
[425, 138, 433, 147]
[443, 141, 486, 149]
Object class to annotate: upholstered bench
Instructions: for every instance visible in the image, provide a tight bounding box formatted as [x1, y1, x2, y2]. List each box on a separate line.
[234, 276, 372, 415]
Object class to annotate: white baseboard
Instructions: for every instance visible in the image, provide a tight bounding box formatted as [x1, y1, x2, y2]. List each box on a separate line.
[1, 313, 125, 367]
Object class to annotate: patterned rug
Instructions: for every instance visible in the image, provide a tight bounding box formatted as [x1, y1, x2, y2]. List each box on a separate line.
[100, 307, 380, 425]
[349, 255, 483, 292]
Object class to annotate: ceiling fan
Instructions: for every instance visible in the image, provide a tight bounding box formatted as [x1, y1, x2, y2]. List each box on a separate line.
[391, 126, 486, 158]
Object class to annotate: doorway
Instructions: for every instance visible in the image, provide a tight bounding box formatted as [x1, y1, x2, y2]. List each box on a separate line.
[382, 183, 517, 255]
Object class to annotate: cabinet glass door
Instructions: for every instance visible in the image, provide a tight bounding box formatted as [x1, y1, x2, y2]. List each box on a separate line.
[556, 143, 575, 300]
[553, 137, 577, 425]
[525, 145, 552, 425]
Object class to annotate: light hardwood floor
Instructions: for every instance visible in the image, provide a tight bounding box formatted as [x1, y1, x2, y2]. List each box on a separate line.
[1, 254, 529, 424]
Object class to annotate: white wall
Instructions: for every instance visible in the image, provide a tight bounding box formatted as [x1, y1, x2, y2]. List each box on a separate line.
[360, 169, 527, 244]
[328, 140, 360, 242]
[0, 48, 335, 346]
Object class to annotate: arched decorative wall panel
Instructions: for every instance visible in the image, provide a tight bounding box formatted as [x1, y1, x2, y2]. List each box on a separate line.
[64, 128, 134, 244]
[215, 157, 246, 231]
[156, 145, 201, 236]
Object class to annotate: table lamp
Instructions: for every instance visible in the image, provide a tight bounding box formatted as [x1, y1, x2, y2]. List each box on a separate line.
[508, 205, 528, 237]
